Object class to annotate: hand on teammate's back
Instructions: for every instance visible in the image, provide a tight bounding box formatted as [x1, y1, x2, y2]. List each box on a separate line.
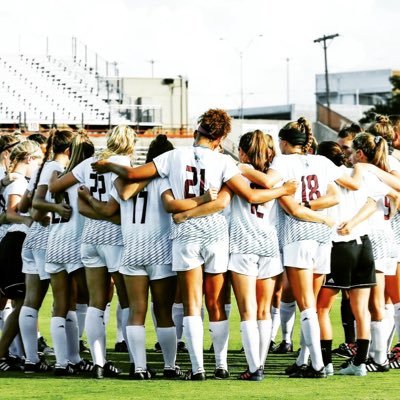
[91, 159, 110, 174]
[282, 179, 298, 196]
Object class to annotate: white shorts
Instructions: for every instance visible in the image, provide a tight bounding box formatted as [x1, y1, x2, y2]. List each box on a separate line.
[228, 253, 283, 279]
[22, 248, 50, 281]
[172, 238, 229, 274]
[45, 262, 83, 274]
[375, 258, 397, 275]
[283, 240, 332, 274]
[81, 243, 123, 273]
[120, 263, 176, 281]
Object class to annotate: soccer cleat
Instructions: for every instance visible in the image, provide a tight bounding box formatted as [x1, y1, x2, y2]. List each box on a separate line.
[103, 361, 122, 377]
[339, 361, 367, 376]
[332, 342, 357, 359]
[389, 358, 400, 369]
[182, 369, 206, 381]
[54, 363, 77, 376]
[0, 356, 24, 372]
[289, 365, 326, 378]
[273, 340, 293, 354]
[93, 364, 105, 379]
[269, 340, 276, 352]
[365, 358, 390, 372]
[177, 341, 188, 353]
[325, 363, 334, 376]
[154, 342, 162, 352]
[24, 359, 53, 373]
[114, 340, 128, 353]
[131, 369, 154, 380]
[390, 342, 400, 354]
[37, 336, 54, 356]
[284, 362, 306, 375]
[237, 368, 264, 381]
[73, 359, 94, 372]
[163, 366, 183, 379]
[79, 339, 90, 354]
[214, 367, 230, 379]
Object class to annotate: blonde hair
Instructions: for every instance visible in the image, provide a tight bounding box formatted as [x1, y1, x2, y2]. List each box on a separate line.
[64, 130, 95, 174]
[96, 125, 136, 160]
[239, 130, 269, 172]
[9, 140, 42, 172]
[352, 132, 389, 172]
[368, 114, 394, 142]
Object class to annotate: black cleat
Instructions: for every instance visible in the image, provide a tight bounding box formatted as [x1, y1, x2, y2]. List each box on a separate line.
[273, 340, 293, 354]
[182, 369, 206, 381]
[332, 342, 357, 359]
[285, 362, 306, 375]
[114, 340, 128, 353]
[54, 363, 77, 376]
[163, 366, 183, 379]
[38, 336, 54, 356]
[237, 368, 264, 381]
[289, 365, 326, 378]
[73, 359, 93, 372]
[154, 342, 162, 352]
[0, 356, 24, 372]
[214, 368, 229, 379]
[365, 358, 390, 372]
[24, 359, 53, 373]
[79, 339, 90, 354]
[177, 341, 188, 353]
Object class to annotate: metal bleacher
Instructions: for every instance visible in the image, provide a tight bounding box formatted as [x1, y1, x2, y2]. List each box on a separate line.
[0, 53, 134, 127]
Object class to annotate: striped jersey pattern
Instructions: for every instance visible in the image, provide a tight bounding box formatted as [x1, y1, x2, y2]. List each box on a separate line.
[391, 211, 400, 245]
[22, 222, 49, 250]
[369, 229, 398, 261]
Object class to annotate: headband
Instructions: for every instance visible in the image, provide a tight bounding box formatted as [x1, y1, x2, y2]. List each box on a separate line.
[279, 128, 307, 146]
[196, 125, 216, 140]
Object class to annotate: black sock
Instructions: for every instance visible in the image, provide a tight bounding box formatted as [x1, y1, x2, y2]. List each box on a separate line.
[354, 339, 369, 366]
[320, 340, 332, 365]
[341, 295, 356, 344]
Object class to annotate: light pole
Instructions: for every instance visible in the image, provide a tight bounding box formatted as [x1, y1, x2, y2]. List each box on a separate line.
[220, 34, 263, 119]
[314, 33, 339, 109]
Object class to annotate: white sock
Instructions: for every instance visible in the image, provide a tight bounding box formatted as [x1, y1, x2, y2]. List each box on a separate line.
[65, 311, 81, 364]
[85, 307, 106, 367]
[271, 306, 281, 342]
[126, 325, 146, 371]
[150, 302, 157, 330]
[394, 302, 400, 344]
[183, 316, 204, 373]
[172, 303, 184, 341]
[116, 302, 124, 343]
[371, 320, 387, 364]
[240, 320, 260, 373]
[280, 301, 296, 343]
[157, 327, 177, 369]
[103, 302, 111, 326]
[385, 304, 395, 352]
[224, 304, 232, 320]
[9, 333, 24, 358]
[300, 308, 324, 371]
[51, 317, 68, 367]
[209, 320, 229, 369]
[19, 306, 40, 363]
[76, 303, 87, 339]
[258, 319, 272, 368]
[121, 307, 134, 362]
[296, 330, 310, 366]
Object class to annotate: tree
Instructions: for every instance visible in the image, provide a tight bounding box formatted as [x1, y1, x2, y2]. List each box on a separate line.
[360, 75, 400, 124]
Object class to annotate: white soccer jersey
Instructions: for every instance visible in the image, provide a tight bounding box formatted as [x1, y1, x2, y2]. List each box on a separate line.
[154, 146, 240, 243]
[3, 174, 29, 234]
[112, 178, 172, 266]
[229, 168, 279, 257]
[72, 155, 130, 246]
[45, 182, 84, 264]
[270, 154, 342, 245]
[23, 166, 52, 251]
[0, 166, 7, 239]
[389, 154, 400, 174]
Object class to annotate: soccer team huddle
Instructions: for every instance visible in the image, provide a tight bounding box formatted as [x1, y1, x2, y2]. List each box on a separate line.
[0, 108, 400, 382]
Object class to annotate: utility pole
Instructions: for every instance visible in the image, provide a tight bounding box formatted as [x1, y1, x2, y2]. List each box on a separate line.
[314, 33, 339, 109]
[286, 57, 290, 105]
[148, 59, 156, 78]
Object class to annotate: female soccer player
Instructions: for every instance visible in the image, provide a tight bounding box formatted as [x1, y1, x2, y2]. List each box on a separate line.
[0, 141, 43, 371]
[91, 109, 298, 380]
[49, 125, 135, 378]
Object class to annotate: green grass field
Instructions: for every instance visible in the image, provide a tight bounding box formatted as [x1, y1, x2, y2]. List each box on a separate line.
[1, 292, 399, 400]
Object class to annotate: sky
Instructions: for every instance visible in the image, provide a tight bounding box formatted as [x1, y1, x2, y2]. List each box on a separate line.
[0, 0, 398, 119]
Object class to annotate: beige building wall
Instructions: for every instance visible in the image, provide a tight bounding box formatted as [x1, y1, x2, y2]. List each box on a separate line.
[121, 77, 188, 130]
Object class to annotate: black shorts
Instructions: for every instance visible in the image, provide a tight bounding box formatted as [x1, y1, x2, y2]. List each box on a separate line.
[323, 235, 376, 290]
[0, 231, 26, 299]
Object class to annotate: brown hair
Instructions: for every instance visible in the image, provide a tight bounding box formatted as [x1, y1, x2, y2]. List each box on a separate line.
[352, 132, 389, 171]
[338, 123, 363, 140]
[239, 130, 269, 172]
[368, 114, 394, 142]
[146, 134, 174, 163]
[317, 141, 345, 167]
[197, 109, 231, 140]
[279, 117, 313, 154]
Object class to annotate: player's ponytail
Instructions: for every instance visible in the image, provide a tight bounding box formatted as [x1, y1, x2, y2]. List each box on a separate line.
[279, 116, 314, 154]
[239, 130, 269, 172]
[353, 132, 389, 172]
